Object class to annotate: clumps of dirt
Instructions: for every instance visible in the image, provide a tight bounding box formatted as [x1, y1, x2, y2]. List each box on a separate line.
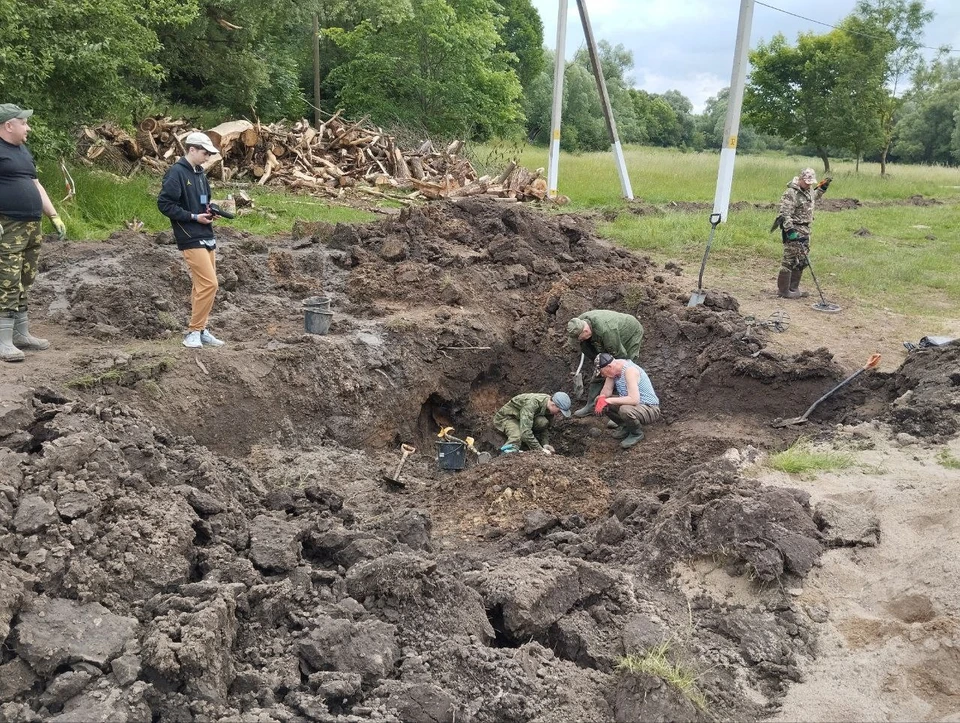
[881, 342, 960, 439]
[6, 197, 957, 722]
[2, 385, 811, 722]
[430, 453, 610, 539]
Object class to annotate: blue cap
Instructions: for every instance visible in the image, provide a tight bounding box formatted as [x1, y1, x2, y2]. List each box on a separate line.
[551, 391, 572, 417]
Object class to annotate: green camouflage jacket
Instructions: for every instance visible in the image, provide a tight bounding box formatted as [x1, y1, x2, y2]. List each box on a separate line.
[575, 310, 644, 362]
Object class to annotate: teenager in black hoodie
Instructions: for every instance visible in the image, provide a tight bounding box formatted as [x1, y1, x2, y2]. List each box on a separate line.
[157, 131, 226, 348]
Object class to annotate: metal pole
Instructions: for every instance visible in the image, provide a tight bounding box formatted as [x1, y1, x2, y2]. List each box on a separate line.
[712, 0, 755, 221]
[575, 0, 633, 199]
[546, 0, 569, 199]
[313, 13, 322, 129]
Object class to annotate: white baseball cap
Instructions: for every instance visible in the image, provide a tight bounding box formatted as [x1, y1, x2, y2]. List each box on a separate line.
[184, 131, 219, 154]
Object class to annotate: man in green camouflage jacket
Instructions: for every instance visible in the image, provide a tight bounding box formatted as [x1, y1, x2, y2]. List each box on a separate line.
[494, 391, 571, 454]
[774, 167, 832, 299]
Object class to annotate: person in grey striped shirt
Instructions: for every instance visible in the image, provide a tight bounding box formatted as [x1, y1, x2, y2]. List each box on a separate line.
[592, 352, 661, 449]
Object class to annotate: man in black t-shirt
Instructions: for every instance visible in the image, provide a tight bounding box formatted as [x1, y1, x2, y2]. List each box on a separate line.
[0, 103, 65, 362]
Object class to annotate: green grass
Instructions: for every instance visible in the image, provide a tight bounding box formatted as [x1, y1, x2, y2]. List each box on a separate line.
[40, 162, 376, 241]
[768, 437, 855, 475]
[467, 142, 960, 317]
[616, 642, 708, 711]
[936, 449, 960, 470]
[481, 143, 960, 206]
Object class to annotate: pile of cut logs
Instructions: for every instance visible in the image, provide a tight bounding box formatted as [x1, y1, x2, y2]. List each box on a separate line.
[76, 115, 553, 203]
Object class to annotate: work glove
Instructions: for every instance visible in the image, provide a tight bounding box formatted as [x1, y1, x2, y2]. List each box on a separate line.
[50, 214, 66, 241]
[543, 444, 555, 455]
[499, 443, 519, 455]
[786, 230, 800, 241]
[817, 176, 832, 191]
[594, 397, 609, 415]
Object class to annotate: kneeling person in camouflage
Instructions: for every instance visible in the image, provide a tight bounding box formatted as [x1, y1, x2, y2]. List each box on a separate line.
[593, 353, 661, 449]
[493, 391, 572, 455]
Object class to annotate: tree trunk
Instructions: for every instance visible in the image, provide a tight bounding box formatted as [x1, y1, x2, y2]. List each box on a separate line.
[880, 143, 889, 177]
[816, 148, 830, 173]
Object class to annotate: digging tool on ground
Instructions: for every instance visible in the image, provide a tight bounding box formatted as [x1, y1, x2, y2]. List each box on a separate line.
[773, 354, 881, 427]
[688, 213, 722, 307]
[383, 443, 416, 486]
[803, 252, 841, 313]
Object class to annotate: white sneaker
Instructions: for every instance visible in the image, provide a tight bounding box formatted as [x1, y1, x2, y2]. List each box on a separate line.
[183, 331, 202, 348]
[200, 329, 224, 347]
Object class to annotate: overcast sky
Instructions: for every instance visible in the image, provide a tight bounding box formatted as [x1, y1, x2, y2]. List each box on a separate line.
[529, 0, 960, 112]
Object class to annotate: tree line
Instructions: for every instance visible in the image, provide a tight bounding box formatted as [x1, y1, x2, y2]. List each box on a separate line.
[1, 0, 955, 171]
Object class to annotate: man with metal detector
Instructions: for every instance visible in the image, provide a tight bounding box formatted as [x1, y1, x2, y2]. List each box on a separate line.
[772, 167, 831, 299]
[567, 310, 644, 417]
[157, 131, 231, 349]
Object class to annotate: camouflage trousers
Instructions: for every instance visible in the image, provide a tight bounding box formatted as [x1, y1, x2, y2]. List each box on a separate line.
[780, 239, 810, 273]
[0, 215, 42, 314]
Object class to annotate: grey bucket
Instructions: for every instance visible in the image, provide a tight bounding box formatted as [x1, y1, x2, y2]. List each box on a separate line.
[436, 440, 467, 471]
[303, 296, 333, 335]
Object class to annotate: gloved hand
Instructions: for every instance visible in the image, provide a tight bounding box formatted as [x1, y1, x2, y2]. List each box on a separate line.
[543, 444, 555, 455]
[594, 397, 609, 415]
[50, 214, 66, 241]
[786, 230, 800, 241]
[542, 447, 553, 455]
[818, 176, 832, 191]
[499, 443, 519, 455]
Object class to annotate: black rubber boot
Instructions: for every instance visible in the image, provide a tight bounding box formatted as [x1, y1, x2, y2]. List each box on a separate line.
[620, 427, 645, 449]
[777, 270, 802, 299]
[789, 268, 810, 297]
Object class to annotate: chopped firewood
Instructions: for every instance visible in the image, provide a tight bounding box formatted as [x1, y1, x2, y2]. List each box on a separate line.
[76, 114, 550, 203]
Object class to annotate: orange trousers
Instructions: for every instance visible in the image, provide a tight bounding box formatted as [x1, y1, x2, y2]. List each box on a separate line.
[182, 248, 218, 332]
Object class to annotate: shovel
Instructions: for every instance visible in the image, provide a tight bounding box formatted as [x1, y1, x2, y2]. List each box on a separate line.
[571, 353, 585, 399]
[383, 443, 416, 486]
[688, 213, 723, 307]
[773, 354, 881, 427]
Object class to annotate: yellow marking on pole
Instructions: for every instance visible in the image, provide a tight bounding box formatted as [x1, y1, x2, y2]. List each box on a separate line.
[552, 129, 561, 140]
[728, 135, 738, 148]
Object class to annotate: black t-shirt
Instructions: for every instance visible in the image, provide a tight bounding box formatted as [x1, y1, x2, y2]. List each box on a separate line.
[0, 138, 42, 220]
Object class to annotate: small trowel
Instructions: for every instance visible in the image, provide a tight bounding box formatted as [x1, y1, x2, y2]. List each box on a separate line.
[383, 443, 416, 487]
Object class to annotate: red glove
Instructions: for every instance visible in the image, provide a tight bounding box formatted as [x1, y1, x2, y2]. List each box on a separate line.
[594, 397, 609, 415]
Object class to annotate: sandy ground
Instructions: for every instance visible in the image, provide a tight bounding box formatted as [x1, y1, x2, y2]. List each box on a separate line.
[670, 256, 960, 722]
[759, 427, 960, 722]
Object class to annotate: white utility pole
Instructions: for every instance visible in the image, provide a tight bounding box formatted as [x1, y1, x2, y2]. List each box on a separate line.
[575, 0, 633, 200]
[712, 0, 755, 221]
[546, 0, 569, 199]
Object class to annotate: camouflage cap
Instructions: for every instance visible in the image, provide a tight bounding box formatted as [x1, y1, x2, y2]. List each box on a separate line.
[799, 167, 817, 184]
[567, 318, 587, 337]
[0, 104, 33, 124]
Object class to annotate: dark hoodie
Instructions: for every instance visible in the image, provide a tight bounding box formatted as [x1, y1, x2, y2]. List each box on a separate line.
[157, 157, 216, 250]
